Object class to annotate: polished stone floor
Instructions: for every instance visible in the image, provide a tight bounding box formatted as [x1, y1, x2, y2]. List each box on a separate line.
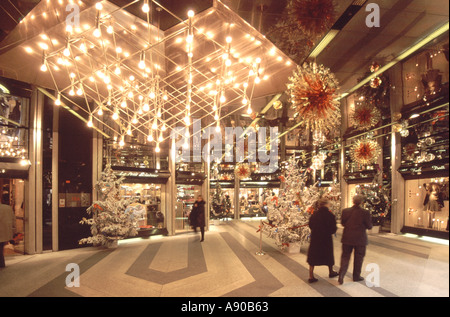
[0, 220, 448, 297]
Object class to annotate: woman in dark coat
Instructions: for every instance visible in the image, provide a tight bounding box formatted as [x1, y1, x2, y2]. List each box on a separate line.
[307, 197, 338, 283]
[190, 195, 206, 242]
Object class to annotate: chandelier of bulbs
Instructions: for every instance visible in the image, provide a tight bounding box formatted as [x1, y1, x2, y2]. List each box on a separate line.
[30, 0, 276, 152]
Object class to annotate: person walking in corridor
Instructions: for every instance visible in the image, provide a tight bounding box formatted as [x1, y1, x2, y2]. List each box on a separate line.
[338, 194, 372, 284]
[190, 195, 206, 242]
[307, 197, 339, 283]
[0, 198, 15, 268]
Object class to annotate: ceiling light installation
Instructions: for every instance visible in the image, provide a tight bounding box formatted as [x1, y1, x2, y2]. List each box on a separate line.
[11, 0, 295, 152]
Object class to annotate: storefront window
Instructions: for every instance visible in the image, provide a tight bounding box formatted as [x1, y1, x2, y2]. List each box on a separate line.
[405, 177, 449, 232]
[176, 184, 202, 232]
[120, 183, 165, 233]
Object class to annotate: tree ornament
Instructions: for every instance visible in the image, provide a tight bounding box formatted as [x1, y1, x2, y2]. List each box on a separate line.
[234, 163, 251, 180]
[351, 103, 381, 130]
[287, 62, 340, 134]
[350, 139, 381, 165]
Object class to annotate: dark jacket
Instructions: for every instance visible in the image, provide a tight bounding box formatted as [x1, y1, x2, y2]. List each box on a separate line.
[341, 205, 373, 246]
[190, 200, 206, 228]
[307, 207, 337, 266]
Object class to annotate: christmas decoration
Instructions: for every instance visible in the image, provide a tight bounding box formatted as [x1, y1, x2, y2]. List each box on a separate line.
[350, 139, 381, 165]
[290, 0, 336, 38]
[355, 182, 390, 226]
[356, 63, 390, 114]
[210, 181, 232, 218]
[287, 62, 340, 134]
[79, 164, 139, 247]
[235, 163, 252, 180]
[262, 157, 341, 250]
[266, 0, 336, 64]
[351, 103, 381, 130]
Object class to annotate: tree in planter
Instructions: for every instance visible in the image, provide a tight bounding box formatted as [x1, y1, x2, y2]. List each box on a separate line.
[210, 181, 225, 219]
[79, 164, 139, 247]
[355, 182, 390, 226]
[264, 157, 341, 250]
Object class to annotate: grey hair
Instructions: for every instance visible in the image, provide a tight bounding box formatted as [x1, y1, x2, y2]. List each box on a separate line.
[353, 194, 366, 206]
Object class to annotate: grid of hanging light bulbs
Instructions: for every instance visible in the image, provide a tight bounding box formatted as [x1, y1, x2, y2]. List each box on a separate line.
[28, 0, 274, 153]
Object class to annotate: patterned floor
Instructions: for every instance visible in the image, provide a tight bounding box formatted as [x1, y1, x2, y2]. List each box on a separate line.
[0, 220, 448, 297]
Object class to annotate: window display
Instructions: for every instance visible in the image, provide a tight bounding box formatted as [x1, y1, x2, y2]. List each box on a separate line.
[176, 184, 202, 232]
[119, 183, 164, 231]
[405, 177, 449, 231]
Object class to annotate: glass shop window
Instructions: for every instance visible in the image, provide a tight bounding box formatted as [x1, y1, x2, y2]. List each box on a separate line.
[405, 177, 449, 232]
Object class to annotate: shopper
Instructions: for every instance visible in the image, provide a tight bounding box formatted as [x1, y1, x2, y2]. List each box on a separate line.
[190, 195, 206, 242]
[307, 197, 339, 283]
[338, 194, 373, 285]
[0, 198, 15, 268]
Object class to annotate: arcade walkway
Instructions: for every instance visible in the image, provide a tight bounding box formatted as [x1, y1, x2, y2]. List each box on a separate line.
[0, 220, 448, 297]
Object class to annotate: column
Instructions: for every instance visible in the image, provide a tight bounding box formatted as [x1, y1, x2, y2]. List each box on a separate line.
[52, 102, 59, 251]
[167, 137, 176, 235]
[339, 97, 349, 211]
[389, 63, 405, 234]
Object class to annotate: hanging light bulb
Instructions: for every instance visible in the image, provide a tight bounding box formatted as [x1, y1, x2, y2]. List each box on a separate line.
[157, 108, 162, 117]
[98, 107, 103, 116]
[120, 100, 127, 108]
[95, 2, 103, 10]
[184, 116, 190, 126]
[147, 132, 154, 142]
[63, 46, 70, 57]
[214, 114, 219, 121]
[158, 132, 163, 142]
[220, 94, 226, 103]
[152, 118, 158, 130]
[119, 137, 125, 147]
[142, 0, 150, 13]
[40, 61, 47, 72]
[215, 123, 220, 132]
[149, 91, 156, 99]
[127, 126, 132, 136]
[69, 88, 75, 96]
[183, 141, 189, 149]
[247, 106, 252, 115]
[187, 10, 195, 18]
[107, 25, 113, 34]
[161, 122, 167, 131]
[132, 116, 138, 124]
[87, 116, 93, 127]
[76, 86, 83, 96]
[93, 27, 101, 38]
[155, 143, 161, 153]
[55, 95, 61, 106]
[185, 129, 190, 138]
[114, 66, 121, 75]
[112, 110, 119, 120]
[255, 76, 261, 84]
[143, 103, 150, 112]
[139, 52, 146, 69]
[242, 97, 248, 105]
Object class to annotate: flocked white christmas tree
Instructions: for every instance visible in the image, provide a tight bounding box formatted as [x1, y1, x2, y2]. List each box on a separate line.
[263, 156, 341, 250]
[79, 164, 139, 247]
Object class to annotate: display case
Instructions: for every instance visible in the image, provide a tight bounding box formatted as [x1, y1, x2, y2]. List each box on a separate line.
[404, 177, 449, 234]
[119, 183, 165, 233]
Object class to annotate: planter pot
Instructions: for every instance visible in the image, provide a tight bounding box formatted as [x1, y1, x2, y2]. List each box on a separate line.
[106, 240, 119, 249]
[369, 226, 380, 234]
[287, 242, 301, 254]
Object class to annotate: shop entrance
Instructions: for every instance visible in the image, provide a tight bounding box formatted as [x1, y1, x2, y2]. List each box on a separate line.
[0, 178, 25, 255]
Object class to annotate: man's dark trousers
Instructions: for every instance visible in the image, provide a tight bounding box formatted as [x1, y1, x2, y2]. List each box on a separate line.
[339, 244, 366, 280]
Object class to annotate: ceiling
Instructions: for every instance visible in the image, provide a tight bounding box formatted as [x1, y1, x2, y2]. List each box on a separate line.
[1, 0, 449, 101]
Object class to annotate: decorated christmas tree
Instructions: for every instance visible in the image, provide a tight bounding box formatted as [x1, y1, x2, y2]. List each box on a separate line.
[263, 157, 341, 250]
[79, 164, 139, 247]
[211, 181, 225, 218]
[355, 181, 390, 226]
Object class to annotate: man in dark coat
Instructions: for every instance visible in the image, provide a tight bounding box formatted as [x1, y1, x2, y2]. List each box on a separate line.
[190, 195, 206, 242]
[307, 198, 339, 283]
[338, 194, 373, 284]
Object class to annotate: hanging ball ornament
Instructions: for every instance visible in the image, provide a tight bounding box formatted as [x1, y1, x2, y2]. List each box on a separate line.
[287, 62, 340, 134]
[370, 76, 382, 88]
[350, 139, 381, 165]
[393, 112, 402, 121]
[273, 100, 283, 110]
[370, 62, 380, 73]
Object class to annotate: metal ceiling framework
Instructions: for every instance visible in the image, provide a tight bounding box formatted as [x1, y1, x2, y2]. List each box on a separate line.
[0, 0, 296, 149]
